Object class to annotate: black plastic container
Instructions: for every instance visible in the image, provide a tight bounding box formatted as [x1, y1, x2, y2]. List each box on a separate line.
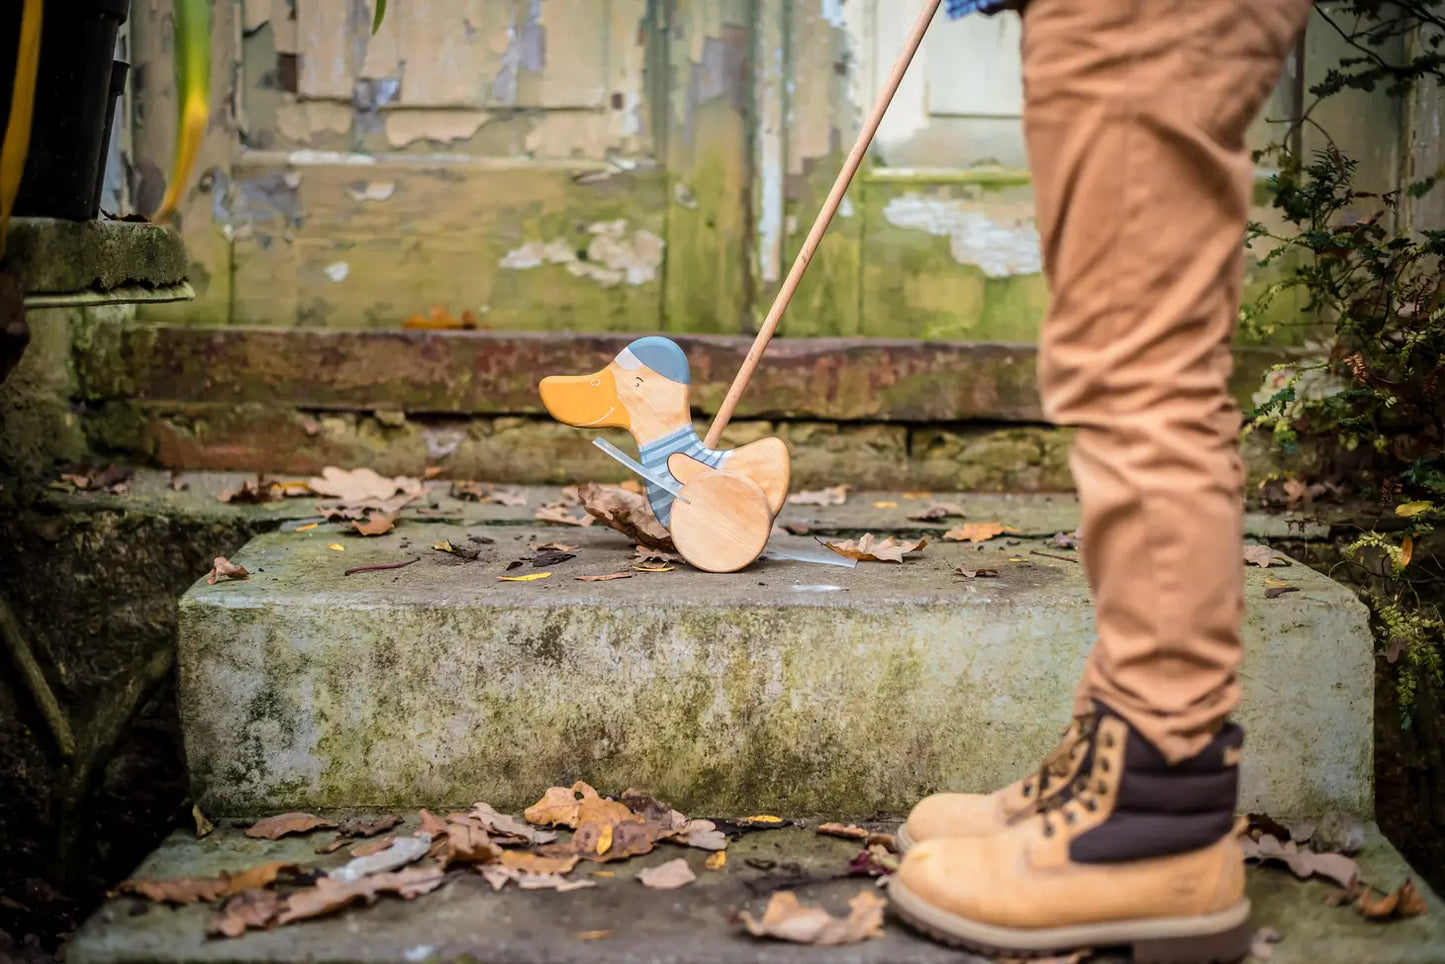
[0, 0, 132, 221]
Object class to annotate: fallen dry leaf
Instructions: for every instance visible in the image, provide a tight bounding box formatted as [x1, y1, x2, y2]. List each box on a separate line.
[579, 819, 666, 863]
[816, 823, 870, 840]
[1244, 545, 1290, 568]
[534, 503, 595, 527]
[352, 510, 397, 537]
[533, 542, 579, 553]
[1242, 834, 1359, 889]
[577, 572, 632, 582]
[403, 305, 479, 330]
[350, 836, 396, 858]
[216, 475, 281, 504]
[638, 858, 696, 890]
[632, 564, 675, 573]
[953, 566, 1000, 579]
[418, 809, 449, 837]
[787, 485, 850, 506]
[782, 522, 810, 535]
[206, 557, 249, 585]
[943, 522, 1007, 543]
[500, 851, 579, 875]
[1249, 926, 1282, 961]
[308, 467, 422, 505]
[468, 802, 557, 844]
[331, 835, 432, 881]
[907, 502, 966, 522]
[192, 805, 214, 839]
[1359, 879, 1428, 921]
[451, 481, 527, 506]
[741, 889, 886, 946]
[619, 789, 678, 823]
[1047, 531, 1080, 550]
[115, 862, 297, 906]
[523, 782, 633, 830]
[706, 851, 727, 871]
[1265, 586, 1299, 599]
[276, 866, 446, 925]
[245, 813, 337, 841]
[866, 832, 897, 852]
[871, 501, 898, 509]
[433, 540, 481, 562]
[208, 889, 283, 938]
[440, 823, 503, 867]
[634, 546, 684, 565]
[498, 572, 551, 582]
[821, 534, 927, 564]
[678, 819, 728, 852]
[845, 844, 900, 878]
[577, 484, 675, 550]
[477, 866, 596, 893]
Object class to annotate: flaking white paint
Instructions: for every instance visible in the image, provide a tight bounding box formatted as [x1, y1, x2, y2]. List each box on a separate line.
[883, 193, 1040, 277]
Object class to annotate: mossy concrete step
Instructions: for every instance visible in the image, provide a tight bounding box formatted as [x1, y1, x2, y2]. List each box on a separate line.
[178, 505, 1371, 820]
[69, 822, 1445, 964]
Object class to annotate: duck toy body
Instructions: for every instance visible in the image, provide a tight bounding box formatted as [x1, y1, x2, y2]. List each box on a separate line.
[539, 336, 790, 572]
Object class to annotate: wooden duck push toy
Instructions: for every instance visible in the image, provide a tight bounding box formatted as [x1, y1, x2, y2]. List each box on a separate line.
[538, 0, 943, 573]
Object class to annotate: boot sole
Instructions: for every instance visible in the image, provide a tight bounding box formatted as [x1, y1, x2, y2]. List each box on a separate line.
[889, 875, 1253, 964]
[896, 823, 917, 853]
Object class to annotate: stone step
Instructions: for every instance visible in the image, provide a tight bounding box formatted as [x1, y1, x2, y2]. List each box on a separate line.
[178, 495, 1370, 819]
[68, 822, 1445, 964]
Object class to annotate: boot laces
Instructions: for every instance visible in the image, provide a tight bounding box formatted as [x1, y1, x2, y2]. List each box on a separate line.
[1040, 726, 1115, 837]
[1020, 715, 1094, 808]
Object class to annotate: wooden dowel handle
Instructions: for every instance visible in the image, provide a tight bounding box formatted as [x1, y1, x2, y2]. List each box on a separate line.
[704, 0, 943, 448]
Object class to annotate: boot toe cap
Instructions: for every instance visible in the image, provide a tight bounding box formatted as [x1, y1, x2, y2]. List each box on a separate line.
[902, 791, 1001, 847]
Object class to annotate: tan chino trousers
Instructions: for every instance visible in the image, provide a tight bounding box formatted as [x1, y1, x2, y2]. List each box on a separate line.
[1020, 0, 1314, 761]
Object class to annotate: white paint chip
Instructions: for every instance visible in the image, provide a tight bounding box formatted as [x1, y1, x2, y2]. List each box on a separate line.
[324, 261, 350, 283]
[347, 181, 396, 203]
[500, 222, 664, 287]
[883, 194, 1041, 278]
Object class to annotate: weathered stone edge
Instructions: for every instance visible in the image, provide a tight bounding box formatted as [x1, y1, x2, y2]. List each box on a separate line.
[8, 219, 189, 295]
[73, 324, 1297, 423]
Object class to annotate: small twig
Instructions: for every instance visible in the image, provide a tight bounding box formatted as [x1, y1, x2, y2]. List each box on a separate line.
[1, 592, 76, 759]
[1030, 550, 1080, 564]
[345, 556, 421, 576]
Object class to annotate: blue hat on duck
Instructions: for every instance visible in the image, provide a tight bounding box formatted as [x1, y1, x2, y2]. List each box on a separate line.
[615, 336, 690, 385]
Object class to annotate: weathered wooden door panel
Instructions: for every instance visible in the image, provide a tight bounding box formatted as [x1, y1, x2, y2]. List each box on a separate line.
[230, 0, 671, 329]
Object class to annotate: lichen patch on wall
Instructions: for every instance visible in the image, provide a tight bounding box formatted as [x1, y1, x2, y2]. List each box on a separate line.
[883, 194, 1041, 278]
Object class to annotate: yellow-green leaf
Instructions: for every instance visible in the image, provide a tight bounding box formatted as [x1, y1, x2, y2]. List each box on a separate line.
[499, 572, 551, 582]
[1396, 501, 1433, 518]
[1401, 535, 1414, 570]
[0, 0, 42, 258]
[371, 0, 387, 34]
[154, 0, 210, 222]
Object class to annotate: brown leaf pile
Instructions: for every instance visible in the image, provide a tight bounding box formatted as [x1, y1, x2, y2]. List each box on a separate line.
[116, 861, 298, 905]
[741, 890, 886, 946]
[816, 823, 869, 840]
[59, 465, 133, 494]
[403, 305, 478, 330]
[573, 484, 675, 550]
[821, 534, 926, 564]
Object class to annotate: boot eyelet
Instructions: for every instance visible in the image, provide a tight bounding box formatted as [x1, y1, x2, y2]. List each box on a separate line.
[1084, 801, 1098, 813]
[1042, 822, 1055, 837]
[1023, 784, 1033, 798]
[1065, 811, 1078, 825]
[1100, 758, 1110, 773]
[1102, 734, 1115, 748]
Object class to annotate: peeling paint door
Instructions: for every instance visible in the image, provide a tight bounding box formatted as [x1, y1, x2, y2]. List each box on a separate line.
[228, 0, 674, 330]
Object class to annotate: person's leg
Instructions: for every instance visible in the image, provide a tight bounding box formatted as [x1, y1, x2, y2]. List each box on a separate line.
[1033, 0, 1312, 762]
[890, 0, 1313, 956]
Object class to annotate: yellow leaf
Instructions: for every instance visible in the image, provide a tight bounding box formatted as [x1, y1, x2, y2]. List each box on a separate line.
[705, 851, 726, 871]
[0, 0, 42, 259]
[1265, 577, 1290, 587]
[1008, 556, 1024, 562]
[499, 572, 552, 582]
[296, 522, 319, 532]
[1401, 535, 1414, 570]
[902, 492, 933, 499]
[632, 565, 675, 573]
[1396, 501, 1433, 518]
[328, 544, 345, 551]
[433, 541, 454, 552]
[595, 822, 614, 856]
[744, 815, 784, 824]
[943, 523, 1006, 543]
[871, 501, 898, 509]
[592, 871, 615, 879]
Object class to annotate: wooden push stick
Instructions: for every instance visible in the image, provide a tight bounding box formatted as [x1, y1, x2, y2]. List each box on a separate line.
[704, 0, 944, 449]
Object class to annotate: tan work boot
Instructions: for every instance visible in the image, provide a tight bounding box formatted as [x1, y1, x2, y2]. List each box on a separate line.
[890, 705, 1250, 963]
[897, 717, 1091, 853]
